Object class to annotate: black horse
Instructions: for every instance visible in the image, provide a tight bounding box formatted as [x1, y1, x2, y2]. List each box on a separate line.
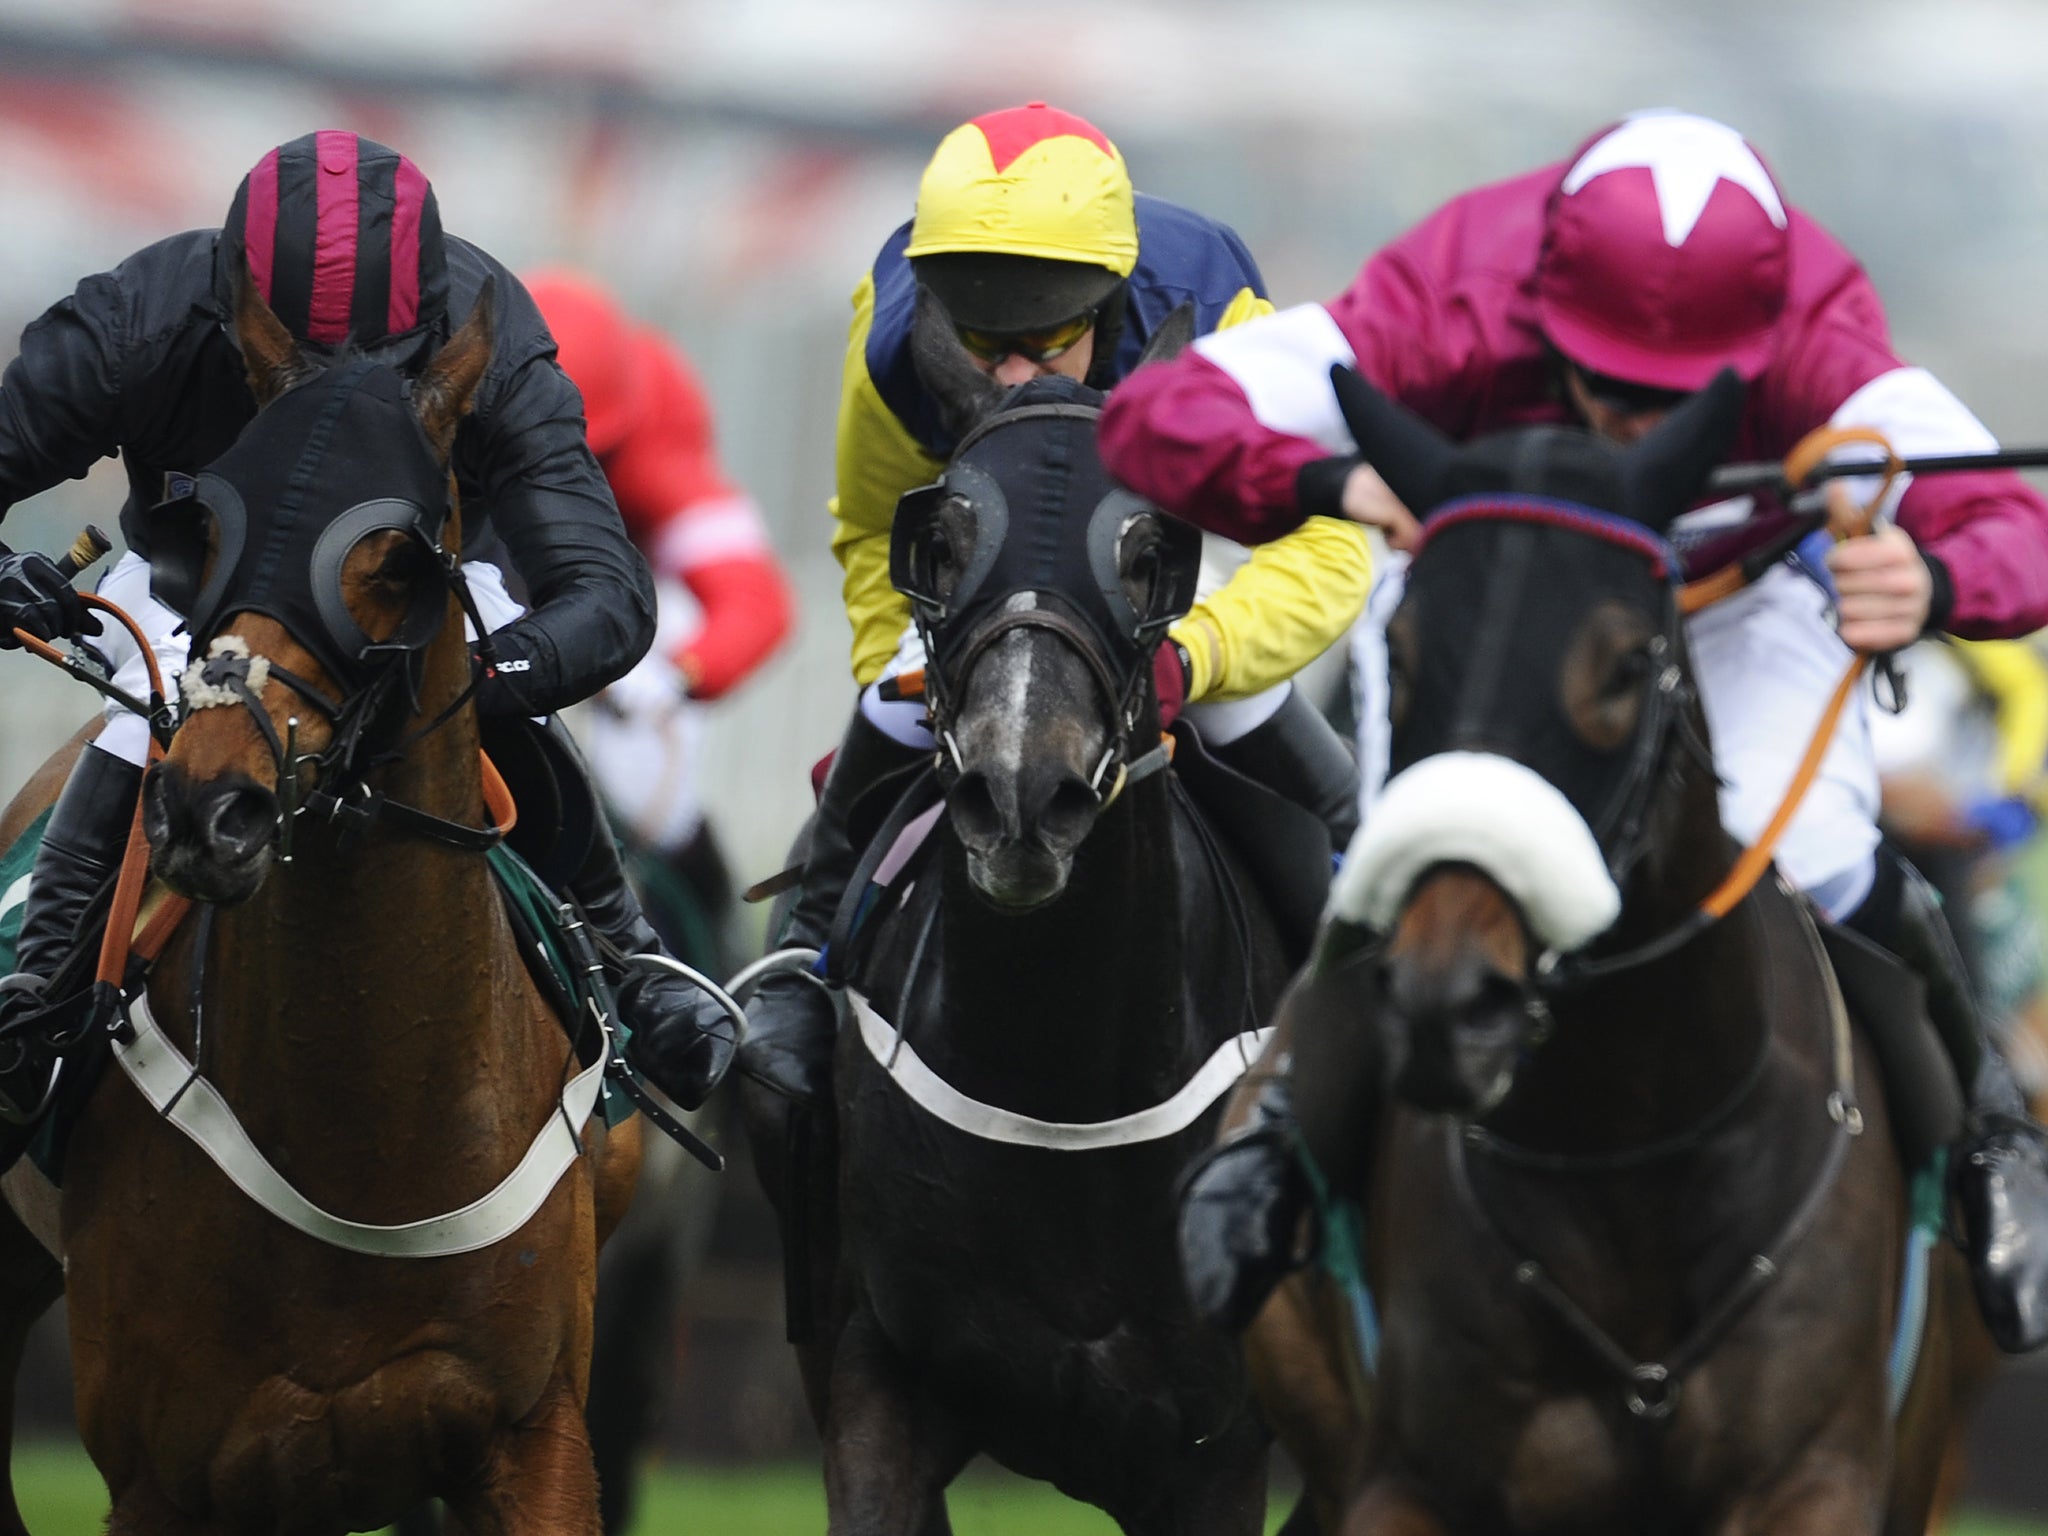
[1220, 369, 1989, 1534]
[745, 332, 1299, 1533]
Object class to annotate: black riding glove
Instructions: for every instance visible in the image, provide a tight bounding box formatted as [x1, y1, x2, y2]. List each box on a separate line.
[473, 630, 543, 718]
[0, 544, 98, 649]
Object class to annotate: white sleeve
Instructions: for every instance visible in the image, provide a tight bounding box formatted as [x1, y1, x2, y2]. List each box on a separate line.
[1192, 303, 1360, 453]
[1828, 365, 1998, 517]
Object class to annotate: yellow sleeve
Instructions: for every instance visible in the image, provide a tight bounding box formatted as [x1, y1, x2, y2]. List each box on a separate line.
[1951, 639, 2048, 799]
[1217, 286, 1274, 329]
[1168, 516, 1373, 702]
[831, 272, 946, 686]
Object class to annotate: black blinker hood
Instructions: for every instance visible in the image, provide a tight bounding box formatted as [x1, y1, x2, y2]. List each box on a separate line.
[147, 359, 450, 688]
[890, 375, 1200, 680]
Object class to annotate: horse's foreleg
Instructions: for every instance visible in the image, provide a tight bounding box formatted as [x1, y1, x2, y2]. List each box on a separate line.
[1712, 1461, 1884, 1536]
[0, 1202, 62, 1536]
[445, 1375, 601, 1536]
[1247, 1272, 1369, 1520]
[821, 1305, 970, 1536]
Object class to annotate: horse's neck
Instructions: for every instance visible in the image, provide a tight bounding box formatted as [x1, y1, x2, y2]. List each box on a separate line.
[927, 778, 1189, 1117]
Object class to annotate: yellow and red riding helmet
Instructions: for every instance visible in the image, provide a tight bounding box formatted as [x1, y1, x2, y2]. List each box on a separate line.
[906, 102, 1137, 335]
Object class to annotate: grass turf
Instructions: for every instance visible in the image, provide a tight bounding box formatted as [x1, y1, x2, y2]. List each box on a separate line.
[10, 1443, 2048, 1535]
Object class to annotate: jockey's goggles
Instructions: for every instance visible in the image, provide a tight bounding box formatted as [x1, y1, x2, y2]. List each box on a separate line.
[1571, 365, 1695, 418]
[954, 310, 1096, 366]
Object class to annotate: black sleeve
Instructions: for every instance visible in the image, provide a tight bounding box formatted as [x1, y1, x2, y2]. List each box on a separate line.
[0, 272, 131, 517]
[457, 340, 655, 716]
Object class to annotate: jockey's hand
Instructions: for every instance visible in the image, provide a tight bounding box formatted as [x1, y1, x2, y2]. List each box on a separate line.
[1825, 505, 1931, 654]
[1341, 464, 1424, 555]
[474, 632, 542, 717]
[0, 545, 96, 649]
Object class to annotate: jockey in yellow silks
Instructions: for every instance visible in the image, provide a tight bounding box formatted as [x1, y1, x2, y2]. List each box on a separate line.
[738, 103, 1371, 1106]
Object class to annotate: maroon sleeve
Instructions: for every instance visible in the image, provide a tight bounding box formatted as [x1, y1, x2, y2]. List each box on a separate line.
[1100, 246, 1462, 544]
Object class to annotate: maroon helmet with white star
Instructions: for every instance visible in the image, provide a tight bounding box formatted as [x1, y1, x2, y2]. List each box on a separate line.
[1537, 112, 1791, 391]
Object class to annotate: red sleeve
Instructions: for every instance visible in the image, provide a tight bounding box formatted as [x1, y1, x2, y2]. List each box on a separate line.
[604, 334, 794, 695]
[674, 554, 793, 700]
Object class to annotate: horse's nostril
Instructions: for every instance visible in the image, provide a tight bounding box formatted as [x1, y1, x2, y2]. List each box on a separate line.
[1036, 777, 1100, 848]
[950, 772, 1004, 847]
[141, 766, 177, 849]
[202, 786, 278, 862]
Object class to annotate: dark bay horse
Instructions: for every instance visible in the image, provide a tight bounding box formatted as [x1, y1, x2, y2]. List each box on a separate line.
[746, 351, 1296, 1532]
[0, 274, 637, 1535]
[1229, 370, 1986, 1534]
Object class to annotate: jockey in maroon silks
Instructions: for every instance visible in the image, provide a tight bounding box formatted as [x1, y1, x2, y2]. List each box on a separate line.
[1100, 110, 2048, 1354]
[0, 132, 736, 1155]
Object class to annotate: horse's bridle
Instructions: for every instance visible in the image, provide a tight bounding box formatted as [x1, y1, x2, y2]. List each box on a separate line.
[919, 595, 1168, 804]
[901, 400, 1187, 804]
[1400, 497, 1719, 991]
[179, 533, 510, 856]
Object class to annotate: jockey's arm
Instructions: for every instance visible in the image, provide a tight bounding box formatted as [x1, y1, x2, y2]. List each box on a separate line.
[1148, 296, 1375, 701]
[1801, 350, 2048, 647]
[832, 273, 945, 687]
[607, 340, 792, 700]
[1170, 517, 1373, 702]
[456, 340, 656, 716]
[0, 267, 141, 519]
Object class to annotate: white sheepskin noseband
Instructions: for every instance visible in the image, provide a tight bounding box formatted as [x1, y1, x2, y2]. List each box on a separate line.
[1331, 751, 1621, 952]
[178, 634, 272, 712]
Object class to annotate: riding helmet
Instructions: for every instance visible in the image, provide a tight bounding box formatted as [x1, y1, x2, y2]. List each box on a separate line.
[1537, 111, 1790, 392]
[218, 130, 450, 350]
[907, 102, 1135, 335]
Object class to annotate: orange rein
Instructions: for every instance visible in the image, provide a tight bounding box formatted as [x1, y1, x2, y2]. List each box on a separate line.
[1680, 424, 1897, 922]
[12, 594, 184, 990]
[13, 591, 516, 991]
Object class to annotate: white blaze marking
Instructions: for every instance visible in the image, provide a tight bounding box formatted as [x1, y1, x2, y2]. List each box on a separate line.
[988, 593, 1038, 788]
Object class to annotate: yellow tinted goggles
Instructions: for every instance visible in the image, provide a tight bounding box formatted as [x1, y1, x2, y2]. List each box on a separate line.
[955, 312, 1096, 365]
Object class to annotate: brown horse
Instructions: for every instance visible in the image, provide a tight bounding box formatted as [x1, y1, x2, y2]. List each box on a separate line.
[1224, 370, 1991, 1534]
[0, 275, 637, 1535]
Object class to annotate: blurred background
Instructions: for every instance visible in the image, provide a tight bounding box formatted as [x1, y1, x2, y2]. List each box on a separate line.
[7, 0, 2048, 1529]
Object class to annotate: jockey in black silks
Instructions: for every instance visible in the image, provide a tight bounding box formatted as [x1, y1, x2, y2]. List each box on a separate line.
[0, 130, 734, 1147]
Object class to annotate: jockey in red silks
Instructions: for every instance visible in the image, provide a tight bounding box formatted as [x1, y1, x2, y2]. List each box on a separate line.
[1100, 110, 2048, 1354]
[525, 270, 793, 860]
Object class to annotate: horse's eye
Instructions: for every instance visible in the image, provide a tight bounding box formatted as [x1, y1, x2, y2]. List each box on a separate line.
[1561, 602, 1656, 752]
[1600, 646, 1652, 702]
[372, 543, 426, 589]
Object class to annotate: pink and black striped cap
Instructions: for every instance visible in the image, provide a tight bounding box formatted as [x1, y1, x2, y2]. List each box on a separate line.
[220, 131, 447, 347]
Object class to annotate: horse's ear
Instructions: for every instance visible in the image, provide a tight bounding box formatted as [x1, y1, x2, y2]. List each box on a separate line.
[911, 284, 1007, 443]
[414, 279, 495, 462]
[1621, 369, 1746, 531]
[1131, 301, 1197, 370]
[234, 253, 308, 408]
[1330, 364, 1459, 516]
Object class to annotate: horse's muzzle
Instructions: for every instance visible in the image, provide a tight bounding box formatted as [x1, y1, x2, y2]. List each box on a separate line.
[948, 766, 1097, 911]
[1376, 864, 1537, 1116]
[144, 762, 279, 905]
